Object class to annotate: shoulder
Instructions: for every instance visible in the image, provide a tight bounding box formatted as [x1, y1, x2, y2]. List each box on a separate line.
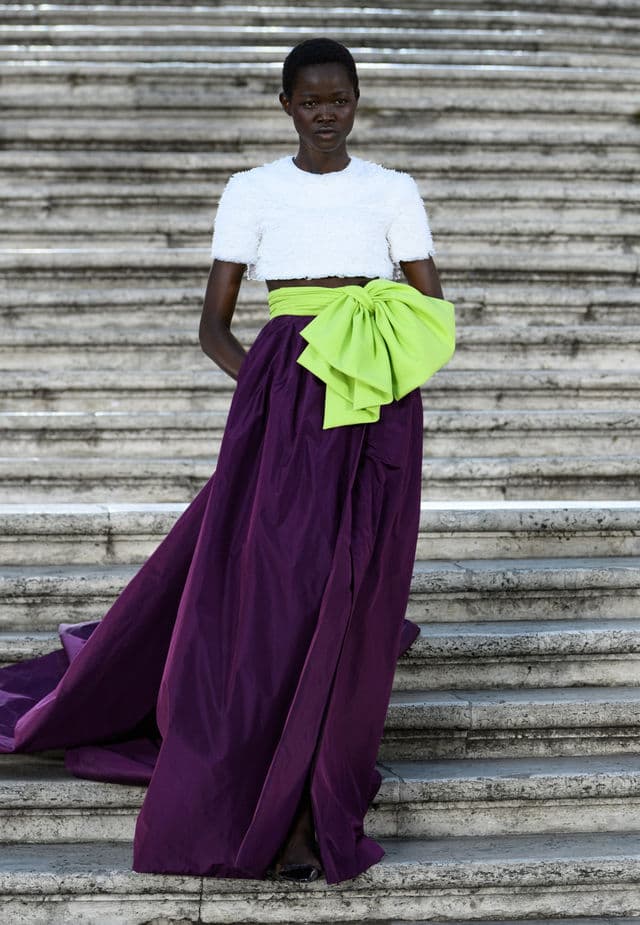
[350, 157, 421, 196]
[222, 156, 290, 189]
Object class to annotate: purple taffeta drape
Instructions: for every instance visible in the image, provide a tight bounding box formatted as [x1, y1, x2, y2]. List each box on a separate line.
[0, 309, 423, 885]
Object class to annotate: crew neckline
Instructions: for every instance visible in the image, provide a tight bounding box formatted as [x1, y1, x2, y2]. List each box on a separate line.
[288, 155, 355, 177]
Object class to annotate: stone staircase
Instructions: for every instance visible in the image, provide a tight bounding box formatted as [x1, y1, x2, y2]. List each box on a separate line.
[1, 0, 639, 922]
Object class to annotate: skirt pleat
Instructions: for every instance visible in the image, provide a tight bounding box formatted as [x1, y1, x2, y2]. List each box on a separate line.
[0, 310, 423, 885]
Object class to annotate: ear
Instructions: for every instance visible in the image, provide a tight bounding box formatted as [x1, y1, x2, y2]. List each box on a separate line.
[279, 92, 292, 116]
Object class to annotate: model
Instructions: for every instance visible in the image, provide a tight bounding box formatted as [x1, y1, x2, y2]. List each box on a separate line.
[0, 38, 455, 886]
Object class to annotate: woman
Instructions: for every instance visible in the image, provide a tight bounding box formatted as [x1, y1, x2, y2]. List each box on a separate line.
[0, 38, 455, 886]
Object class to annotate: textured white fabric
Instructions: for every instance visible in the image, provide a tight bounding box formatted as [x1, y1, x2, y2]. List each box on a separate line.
[210, 154, 436, 281]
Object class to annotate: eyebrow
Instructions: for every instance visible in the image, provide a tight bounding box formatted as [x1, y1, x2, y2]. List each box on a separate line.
[298, 89, 351, 97]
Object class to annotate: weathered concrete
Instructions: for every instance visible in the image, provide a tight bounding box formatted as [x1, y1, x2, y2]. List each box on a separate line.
[2, 836, 640, 923]
[1, 557, 639, 631]
[5, 618, 640, 690]
[5, 752, 640, 844]
[381, 687, 640, 759]
[1, 501, 639, 565]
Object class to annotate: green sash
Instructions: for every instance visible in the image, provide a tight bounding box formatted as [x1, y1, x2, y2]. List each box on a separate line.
[267, 278, 456, 429]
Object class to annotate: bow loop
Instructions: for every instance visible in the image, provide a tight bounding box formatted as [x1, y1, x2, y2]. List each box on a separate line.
[268, 279, 455, 429]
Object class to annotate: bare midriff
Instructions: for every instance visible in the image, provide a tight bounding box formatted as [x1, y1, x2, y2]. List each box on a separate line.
[265, 276, 377, 291]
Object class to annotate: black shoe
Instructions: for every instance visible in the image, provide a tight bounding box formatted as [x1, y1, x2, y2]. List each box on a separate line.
[276, 862, 321, 882]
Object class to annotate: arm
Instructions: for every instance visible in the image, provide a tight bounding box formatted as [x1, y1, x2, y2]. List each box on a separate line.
[400, 256, 444, 300]
[198, 259, 248, 382]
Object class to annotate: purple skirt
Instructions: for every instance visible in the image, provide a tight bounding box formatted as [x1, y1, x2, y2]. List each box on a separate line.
[0, 311, 423, 885]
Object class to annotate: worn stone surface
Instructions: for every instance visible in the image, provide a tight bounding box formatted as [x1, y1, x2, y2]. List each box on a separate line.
[6, 618, 640, 690]
[1, 557, 639, 630]
[1, 454, 639, 503]
[381, 687, 640, 759]
[0, 410, 639, 462]
[2, 502, 639, 565]
[2, 837, 640, 923]
[5, 753, 640, 844]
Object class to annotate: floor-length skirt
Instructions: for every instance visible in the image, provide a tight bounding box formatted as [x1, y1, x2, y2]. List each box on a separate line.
[0, 310, 424, 885]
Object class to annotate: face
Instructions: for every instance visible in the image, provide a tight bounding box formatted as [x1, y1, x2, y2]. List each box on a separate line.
[279, 62, 359, 154]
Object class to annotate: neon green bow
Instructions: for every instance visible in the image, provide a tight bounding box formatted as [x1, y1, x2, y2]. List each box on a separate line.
[268, 278, 456, 429]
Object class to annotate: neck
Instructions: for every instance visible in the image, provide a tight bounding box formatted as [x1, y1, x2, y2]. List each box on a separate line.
[292, 146, 351, 175]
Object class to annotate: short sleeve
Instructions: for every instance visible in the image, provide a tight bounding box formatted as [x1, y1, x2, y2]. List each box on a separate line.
[211, 172, 260, 267]
[386, 173, 436, 266]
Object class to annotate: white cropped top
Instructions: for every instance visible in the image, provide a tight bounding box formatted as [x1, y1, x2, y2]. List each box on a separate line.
[210, 154, 436, 281]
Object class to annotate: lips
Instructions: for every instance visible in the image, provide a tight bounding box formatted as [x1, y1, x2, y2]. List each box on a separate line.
[316, 128, 337, 135]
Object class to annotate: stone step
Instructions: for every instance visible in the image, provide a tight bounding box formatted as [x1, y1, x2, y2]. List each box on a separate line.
[409, 557, 640, 624]
[4, 45, 640, 73]
[419, 458, 640, 502]
[0, 249, 634, 290]
[0, 454, 637, 503]
[1, 368, 638, 412]
[7, 64, 632, 106]
[12, 0, 640, 11]
[1, 834, 640, 922]
[2, 115, 637, 152]
[2, 753, 640, 843]
[3, 22, 640, 54]
[0, 149, 635, 187]
[3, 618, 640, 690]
[9, 60, 640, 89]
[0, 324, 637, 372]
[2, 207, 637, 250]
[1, 410, 637, 459]
[3, 175, 637, 208]
[0, 563, 137, 630]
[0, 61, 639, 105]
[0, 502, 637, 566]
[402, 619, 640, 689]
[412, 0, 640, 10]
[3, 3, 637, 34]
[3, 234, 633, 262]
[1, 557, 637, 631]
[1, 282, 635, 327]
[3, 187, 636, 229]
[382, 686, 640, 760]
[2, 177, 638, 206]
[3, 234, 634, 257]
[3, 279, 637, 326]
[3, 65, 639, 108]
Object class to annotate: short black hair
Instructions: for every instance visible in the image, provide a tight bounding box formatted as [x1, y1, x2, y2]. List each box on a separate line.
[281, 38, 359, 100]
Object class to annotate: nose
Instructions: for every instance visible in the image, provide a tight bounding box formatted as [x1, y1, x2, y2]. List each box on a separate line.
[316, 103, 336, 121]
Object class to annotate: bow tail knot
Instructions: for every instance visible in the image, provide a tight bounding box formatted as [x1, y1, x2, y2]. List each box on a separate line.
[296, 342, 393, 428]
